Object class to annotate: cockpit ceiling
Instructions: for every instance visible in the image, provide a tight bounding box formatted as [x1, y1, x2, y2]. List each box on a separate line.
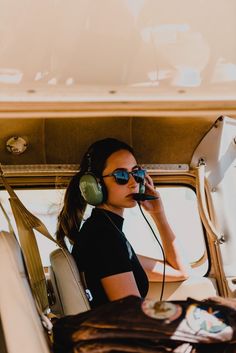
[0, 0, 236, 102]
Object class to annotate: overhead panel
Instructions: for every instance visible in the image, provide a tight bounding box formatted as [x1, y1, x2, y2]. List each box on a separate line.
[132, 116, 217, 164]
[0, 119, 46, 165]
[44, 117, 132, 164]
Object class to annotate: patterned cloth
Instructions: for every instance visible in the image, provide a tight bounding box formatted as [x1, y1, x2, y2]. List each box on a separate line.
[53, 296, 236, 353]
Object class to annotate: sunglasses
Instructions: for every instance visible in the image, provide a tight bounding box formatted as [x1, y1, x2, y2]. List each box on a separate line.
[102, 168, 146, 185]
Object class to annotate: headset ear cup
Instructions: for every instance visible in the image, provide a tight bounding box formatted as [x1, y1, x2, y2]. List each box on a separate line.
[79, 173, 104, 206]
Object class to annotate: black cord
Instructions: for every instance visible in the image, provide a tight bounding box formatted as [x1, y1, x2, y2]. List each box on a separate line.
[137, 202, 166, 302]
[102, 207, 166, 302]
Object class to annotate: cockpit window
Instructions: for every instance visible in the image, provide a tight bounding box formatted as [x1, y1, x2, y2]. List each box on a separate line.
[0, 185, 207, 275]
[123, 186, 208, 276]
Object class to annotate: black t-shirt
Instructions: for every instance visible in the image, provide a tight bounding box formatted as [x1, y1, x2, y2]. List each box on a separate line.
[72, 208, 149, 308]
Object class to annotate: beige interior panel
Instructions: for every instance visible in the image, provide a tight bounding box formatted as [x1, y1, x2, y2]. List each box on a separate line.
[147, 277, 218, 301]
[0, 231, 50, 353]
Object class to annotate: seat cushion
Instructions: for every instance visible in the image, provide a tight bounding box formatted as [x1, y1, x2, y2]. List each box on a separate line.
[0, 231, 50, 353]
[50, 248, 90, 316]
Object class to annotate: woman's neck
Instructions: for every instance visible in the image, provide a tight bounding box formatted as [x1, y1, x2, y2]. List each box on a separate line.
[97, 204, 124, 217]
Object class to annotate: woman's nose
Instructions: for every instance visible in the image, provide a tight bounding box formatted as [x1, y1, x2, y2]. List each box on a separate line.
[128, 174, 137, 188]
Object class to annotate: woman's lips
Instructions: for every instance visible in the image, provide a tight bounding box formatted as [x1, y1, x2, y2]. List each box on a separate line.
[126, 193, 137, 199]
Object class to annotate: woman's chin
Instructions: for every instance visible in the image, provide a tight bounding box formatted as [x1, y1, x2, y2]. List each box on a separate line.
[125, 198, 137, 208]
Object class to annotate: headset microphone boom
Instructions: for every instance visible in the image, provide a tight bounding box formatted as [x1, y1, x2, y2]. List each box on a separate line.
[133, 193, 159, 202]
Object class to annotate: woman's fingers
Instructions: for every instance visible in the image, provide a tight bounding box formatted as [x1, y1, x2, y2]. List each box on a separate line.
[144, 175, 154, 189]
[144, 174, 160, 197]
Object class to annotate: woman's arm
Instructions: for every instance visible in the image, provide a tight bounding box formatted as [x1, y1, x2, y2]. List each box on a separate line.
[138, 174, 190, 281]
[101, 271, 141, 301]
[138, 254, 189, 281]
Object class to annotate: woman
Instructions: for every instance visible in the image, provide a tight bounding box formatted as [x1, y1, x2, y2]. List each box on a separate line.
[56, 138, 189, 308]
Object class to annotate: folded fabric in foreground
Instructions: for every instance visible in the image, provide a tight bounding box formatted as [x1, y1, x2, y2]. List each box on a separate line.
[53, 295, 236, 353]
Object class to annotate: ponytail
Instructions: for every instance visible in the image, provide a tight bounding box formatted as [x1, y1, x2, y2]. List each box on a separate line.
[56, 171, 86, 249]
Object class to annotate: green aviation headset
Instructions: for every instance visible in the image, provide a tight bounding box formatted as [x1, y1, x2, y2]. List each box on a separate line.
[79, 153, 146, 206]
[79, 153, 105, 206]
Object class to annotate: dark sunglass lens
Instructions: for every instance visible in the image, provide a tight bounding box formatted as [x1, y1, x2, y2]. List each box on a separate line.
[133, 169, 145, 183]
[114, 170, 129, 185]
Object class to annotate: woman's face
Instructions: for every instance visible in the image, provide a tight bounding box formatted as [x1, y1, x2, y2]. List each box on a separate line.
[100, 149, 140, 215]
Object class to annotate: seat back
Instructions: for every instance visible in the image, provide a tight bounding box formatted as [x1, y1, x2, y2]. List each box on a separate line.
[49, 248, 90, 316]
[0, 231, 50, 353]
[0, 171, 90, 318]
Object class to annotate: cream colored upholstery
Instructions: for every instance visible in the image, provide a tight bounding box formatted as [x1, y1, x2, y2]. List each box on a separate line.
[0, 231, 50, 353]
[49, 248, 90, 316]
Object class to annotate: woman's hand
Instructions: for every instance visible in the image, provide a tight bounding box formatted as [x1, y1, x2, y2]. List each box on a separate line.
[140, 174, 164, 214]
[138, 173, 191, 280]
